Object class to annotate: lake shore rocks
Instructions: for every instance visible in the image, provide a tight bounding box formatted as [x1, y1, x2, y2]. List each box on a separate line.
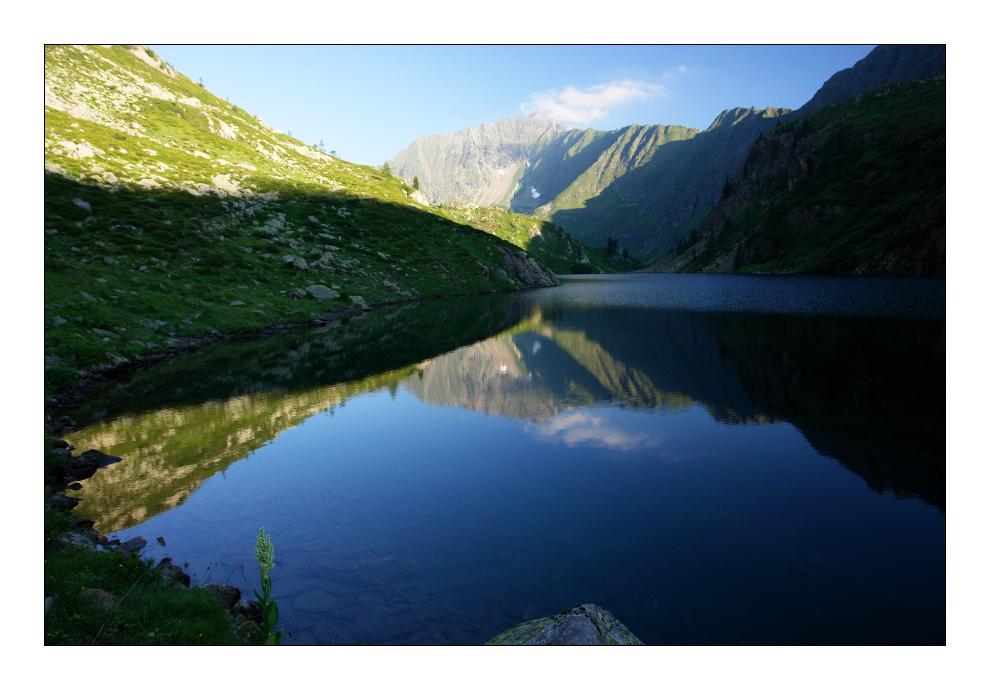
[45, 442, 264, 642]
[486, 603, 644, 645]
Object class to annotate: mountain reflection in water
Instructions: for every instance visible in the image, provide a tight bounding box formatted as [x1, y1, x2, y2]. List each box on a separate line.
[63, 275, 945, 644]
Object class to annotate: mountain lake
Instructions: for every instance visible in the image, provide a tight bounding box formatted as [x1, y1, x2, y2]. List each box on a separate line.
[63, 273, 946, 645]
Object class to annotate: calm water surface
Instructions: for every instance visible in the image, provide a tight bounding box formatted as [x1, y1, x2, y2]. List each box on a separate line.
[65, 274, 946, 645]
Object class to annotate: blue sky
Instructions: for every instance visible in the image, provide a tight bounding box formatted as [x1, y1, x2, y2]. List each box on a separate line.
[149, 45, 876, 167]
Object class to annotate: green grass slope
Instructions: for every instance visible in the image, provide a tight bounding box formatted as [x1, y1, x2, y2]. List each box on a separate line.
[435, 203, 642, 274]
[44, 45, 557, 388]
[668, 78, 945, 275]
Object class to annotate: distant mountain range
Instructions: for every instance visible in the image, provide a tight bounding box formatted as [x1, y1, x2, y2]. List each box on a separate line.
[390, 45, 946, 268]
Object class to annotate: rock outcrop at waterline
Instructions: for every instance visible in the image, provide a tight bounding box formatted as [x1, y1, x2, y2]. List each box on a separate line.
[486, 603, 644, 645]
[498, 246, 560, 288]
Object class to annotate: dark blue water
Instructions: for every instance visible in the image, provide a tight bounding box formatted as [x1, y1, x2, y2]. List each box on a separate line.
[65, 274, 946, 645]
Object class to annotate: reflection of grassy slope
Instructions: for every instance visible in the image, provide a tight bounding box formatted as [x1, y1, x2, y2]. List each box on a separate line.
[64, 295, 528, 530]
[65, 367, 417, 533]
[44, 45, 547, 389]
[68, 293, 528, 424]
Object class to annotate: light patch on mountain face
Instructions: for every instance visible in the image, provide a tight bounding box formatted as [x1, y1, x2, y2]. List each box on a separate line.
[497, 169, 505, 176]
[530, 187, 540, 199]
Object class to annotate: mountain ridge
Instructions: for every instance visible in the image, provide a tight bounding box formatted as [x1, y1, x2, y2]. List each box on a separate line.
[390, 115, 576, 208]
[388, 45, 946, 264]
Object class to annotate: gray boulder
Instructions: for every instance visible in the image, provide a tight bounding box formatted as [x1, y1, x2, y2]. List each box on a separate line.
[156, 557, 191, 587]
[305, 285, 340, 301]
[233, 598, 264, 624]
[48, 493, 82, 512]
[283, 254, 308, 270]
[486, 604, 644, 645]
[202, 584, 242, 610]
[120, 536, 147, 553]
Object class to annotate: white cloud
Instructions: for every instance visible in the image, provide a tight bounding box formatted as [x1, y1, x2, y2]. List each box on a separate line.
[525, 411, 663, 451]
[661, 65, 689, 80]
[520, 79, 666, 125]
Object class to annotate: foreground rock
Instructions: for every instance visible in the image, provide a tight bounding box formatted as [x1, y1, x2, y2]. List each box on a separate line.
[486, 603, 644, 645]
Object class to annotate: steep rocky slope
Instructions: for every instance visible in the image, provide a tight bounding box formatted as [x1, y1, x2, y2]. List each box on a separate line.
[390, 108, 788, 258]
[650, 77, 945, 275]
[389, 115, 575, 208]
[44, 45, 560, 388]
[546, 108, 787, 259]
[508, 122, 698, 217]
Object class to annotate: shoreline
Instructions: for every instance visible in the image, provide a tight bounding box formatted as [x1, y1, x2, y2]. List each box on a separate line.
[45, 283, 559, 428]
[43, 283, 559, 645]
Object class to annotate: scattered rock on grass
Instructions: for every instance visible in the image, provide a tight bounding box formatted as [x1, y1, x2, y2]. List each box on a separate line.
[305, 285, 340, 301]
[156, 558, 191, 587]
[203, 584, 242, 610]
[283, 254, 308, 270]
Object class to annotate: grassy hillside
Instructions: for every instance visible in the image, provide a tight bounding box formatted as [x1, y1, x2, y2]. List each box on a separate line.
[44, 45, 565, 389]
[435, 203, 642, 274]
[664, 78, 945, 275]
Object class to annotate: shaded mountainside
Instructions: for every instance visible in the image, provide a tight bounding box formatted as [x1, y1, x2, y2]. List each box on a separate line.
[44, 45, 563, 388]
[651, 77, 945, 275]
[548, 108, 787, 260]
[785, 44, 946, 122]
